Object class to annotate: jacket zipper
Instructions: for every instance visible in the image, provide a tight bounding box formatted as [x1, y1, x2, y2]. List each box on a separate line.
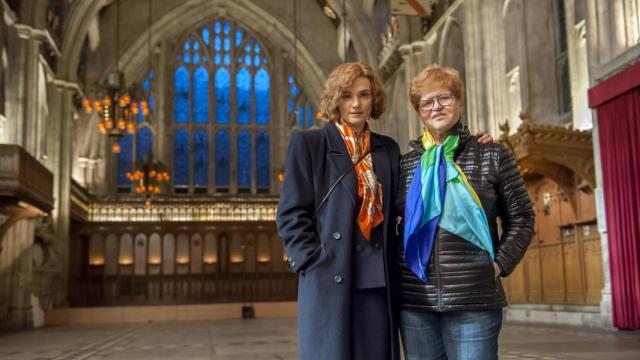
[435, 232, 442, 311]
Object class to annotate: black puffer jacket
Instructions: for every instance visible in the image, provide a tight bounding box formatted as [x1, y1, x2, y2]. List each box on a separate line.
[396, 123, 535, 312]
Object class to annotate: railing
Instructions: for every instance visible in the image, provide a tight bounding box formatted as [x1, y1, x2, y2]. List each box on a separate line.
[89, 197, 279, 222]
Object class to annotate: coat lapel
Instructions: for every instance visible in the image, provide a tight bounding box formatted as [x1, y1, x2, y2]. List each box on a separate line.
[371, 134, 391, 230]
[324, 122, 358, 204]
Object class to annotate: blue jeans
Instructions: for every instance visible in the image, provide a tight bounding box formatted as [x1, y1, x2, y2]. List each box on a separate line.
[399, 309, 503, 360]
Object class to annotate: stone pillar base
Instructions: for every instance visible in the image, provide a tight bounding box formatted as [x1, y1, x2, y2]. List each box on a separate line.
[1, 305, 34, 329]
[505, 304, 613, 329]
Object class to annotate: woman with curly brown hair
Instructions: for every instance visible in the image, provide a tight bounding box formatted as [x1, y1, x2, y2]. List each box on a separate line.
[276, 62, 401, 360]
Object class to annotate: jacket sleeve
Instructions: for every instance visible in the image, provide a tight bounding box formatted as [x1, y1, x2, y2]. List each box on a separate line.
[276, 131, 321, 273]
[494, 144, 535, 276]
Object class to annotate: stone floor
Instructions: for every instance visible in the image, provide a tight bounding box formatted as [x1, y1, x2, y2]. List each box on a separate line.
[1, 318, 639, 360]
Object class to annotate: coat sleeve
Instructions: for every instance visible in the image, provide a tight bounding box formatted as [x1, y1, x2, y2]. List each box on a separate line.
[276, 131, 321, 273]
[494, 144, 535, 276]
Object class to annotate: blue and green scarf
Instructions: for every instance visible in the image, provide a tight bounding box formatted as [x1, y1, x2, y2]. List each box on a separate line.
[403, 131, 494, 281]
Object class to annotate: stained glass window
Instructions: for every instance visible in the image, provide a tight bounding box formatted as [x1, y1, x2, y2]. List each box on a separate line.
[298, 102, 304, 128]
[202, 28, 210, 45]
[174, 129, 189, 186]
[194, 66, 209, 123]
[255, 68, 270, 125]
[256, 130, 270, 188]
[237, 130, 251, 189]
[174, 66, 189, 123]
[170, 19, 279, 194]
[236, 68, 251, 125]
[139, 71, 154, 123]
[194, 129, 208, 188]
[136, 127, 153, 164]
[307, 104, 313, 128]
[235, 29, 243, 46]
[117, 134, 133, 186]
[215, 68, 230, 124]
[288, 75, 317, 129]
[215, 129, 230, 187]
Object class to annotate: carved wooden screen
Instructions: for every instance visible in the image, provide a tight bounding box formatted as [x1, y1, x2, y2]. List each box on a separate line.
[76, 224, 296, 306]
[503, 177, 604, 305]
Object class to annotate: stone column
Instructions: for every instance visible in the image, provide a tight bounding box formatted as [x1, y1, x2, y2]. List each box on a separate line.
[87, 158, 100, 194]
[52, 86, 74, 307]
[591, 114, 613, 328]
[0, 219, 37, 328]
[272, 48, 286, 195]
[157, 40, 170, 191]
[399, 44, 419, 142]
[565, 0, 592, 130]
[3, 29, 26, 147]
[77, 157, 89, 188]
[17, 29, 41, 155]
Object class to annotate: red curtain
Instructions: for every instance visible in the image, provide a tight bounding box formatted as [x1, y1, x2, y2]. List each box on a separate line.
[595, 87, 640, 329]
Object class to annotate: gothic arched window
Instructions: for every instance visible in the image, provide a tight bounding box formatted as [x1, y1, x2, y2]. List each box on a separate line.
[288, 75, 317, 130]
[172, 19, 272, 194]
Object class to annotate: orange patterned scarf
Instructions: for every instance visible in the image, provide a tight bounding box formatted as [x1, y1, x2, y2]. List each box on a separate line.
[334, 120, 384, 240]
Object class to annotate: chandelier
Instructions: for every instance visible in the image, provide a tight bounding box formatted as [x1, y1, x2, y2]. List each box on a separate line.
[82, 74, 148, 152]
[126, 157, 170, 207]
[80, 0, 148, 153]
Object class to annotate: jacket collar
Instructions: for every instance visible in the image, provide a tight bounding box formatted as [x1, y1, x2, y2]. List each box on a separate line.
[325, 120, 384, 155]
[408, 121, 471, 154]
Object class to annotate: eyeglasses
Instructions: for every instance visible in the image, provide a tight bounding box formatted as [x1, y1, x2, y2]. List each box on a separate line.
[418, 93, 456, 112]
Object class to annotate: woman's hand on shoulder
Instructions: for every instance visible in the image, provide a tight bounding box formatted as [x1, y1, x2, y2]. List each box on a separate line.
[476, 132, 494, 144]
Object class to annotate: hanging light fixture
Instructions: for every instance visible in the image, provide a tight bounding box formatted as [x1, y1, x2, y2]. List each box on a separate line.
[126, 0, 169, 208]
[127, 156, 170, 207]
[81, 0, 146, 152]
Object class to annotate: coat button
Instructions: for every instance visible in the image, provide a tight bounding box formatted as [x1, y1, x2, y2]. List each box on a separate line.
[332, 232, 341, 240]
[356, 244, 364, 252]
[333, 275, 343, 284]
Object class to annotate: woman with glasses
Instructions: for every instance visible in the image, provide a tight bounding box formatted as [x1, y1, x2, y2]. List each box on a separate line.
[395, 64, 535, 360]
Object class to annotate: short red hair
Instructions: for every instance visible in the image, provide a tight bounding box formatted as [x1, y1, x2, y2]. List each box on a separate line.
[410, 64, 464, 112]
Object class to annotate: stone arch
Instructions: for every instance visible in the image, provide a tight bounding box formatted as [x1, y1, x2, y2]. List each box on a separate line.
[387, 70, 411, 151]
[58, 0, 105, 81]
[438, 17, 465, 86]
[106, 0, 327, 103]
[329, 0, 378, 67]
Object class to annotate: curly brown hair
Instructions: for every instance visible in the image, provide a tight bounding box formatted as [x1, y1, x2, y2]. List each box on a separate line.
[410, 64, 464, 112]
[320, 62, 386, 121]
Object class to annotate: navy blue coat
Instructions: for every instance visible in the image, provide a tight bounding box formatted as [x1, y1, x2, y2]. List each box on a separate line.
[276, 121, 401, 360]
